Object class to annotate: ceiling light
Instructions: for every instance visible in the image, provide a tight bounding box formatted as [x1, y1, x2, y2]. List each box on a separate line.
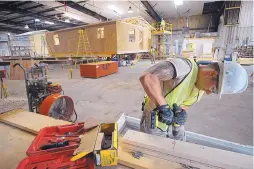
[7, 33, 10, 36]
[174, 0, 183, 6]
[64, 12, 82, 21]
[108, 5, 123, 15]
[44, 21, 54, 25]
[24, 25, 29, 29]
[65, 19, 70, 23]
[128, 6, 133, 13]
[35, 18, 40, 22]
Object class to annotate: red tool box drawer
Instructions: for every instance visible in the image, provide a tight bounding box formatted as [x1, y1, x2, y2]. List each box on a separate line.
[17, 149, 95, 169]
[80, 61, 118, 78]
[27, 123, 85, 156]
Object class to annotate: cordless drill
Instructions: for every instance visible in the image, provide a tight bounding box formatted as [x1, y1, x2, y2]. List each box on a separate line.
[151, 103, 182, 137]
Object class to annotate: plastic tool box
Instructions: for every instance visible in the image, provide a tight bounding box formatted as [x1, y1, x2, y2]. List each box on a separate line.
[17, 122, 118, 168]
[17, 123, 95, 169]
[27, 122, 84, 156]
[80, 61, 118, 78]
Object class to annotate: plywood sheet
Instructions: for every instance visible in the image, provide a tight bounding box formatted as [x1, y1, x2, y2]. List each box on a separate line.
[122, 130, 253, 169]
[46, 21, 117, 57]
[0, 110, 71, 134]
[10, 60, 39, 80]
[116, 21, 150, 54]
[0, 123, 35, 169]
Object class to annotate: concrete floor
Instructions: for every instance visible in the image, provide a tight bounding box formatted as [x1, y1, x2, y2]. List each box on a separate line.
[2, 60, 253, 146]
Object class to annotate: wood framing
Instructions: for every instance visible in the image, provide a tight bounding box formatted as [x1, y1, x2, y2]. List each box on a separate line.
[29, 32, 49, 57]
[45, 17, 151, 58]
[121, 130, 253, 169]
[116, 113, 253, 156]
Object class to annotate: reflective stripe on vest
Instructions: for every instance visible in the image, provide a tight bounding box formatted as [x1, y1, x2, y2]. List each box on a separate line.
[144, 58, 204, 109]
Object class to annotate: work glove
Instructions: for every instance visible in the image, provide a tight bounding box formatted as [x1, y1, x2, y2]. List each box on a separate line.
[155, 104, 174, 125]
[172, 103, 187, 125]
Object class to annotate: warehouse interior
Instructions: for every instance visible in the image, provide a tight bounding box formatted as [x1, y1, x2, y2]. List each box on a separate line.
[0, 1, 253, 169]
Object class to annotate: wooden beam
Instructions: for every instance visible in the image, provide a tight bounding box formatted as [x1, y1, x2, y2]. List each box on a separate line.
[118, 147, 183, 169]
[0, 110, 71, 134]
[121, 130, 252, 169]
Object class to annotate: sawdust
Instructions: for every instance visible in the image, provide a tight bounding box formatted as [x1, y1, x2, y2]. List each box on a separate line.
[0, 97, 27, 114]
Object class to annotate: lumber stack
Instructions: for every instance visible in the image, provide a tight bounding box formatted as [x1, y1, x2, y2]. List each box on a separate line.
[120, 130, 253, 169]
[10, 60, 39, 80]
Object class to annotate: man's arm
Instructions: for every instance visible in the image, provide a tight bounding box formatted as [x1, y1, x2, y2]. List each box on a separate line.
[139, 61, 175, 106]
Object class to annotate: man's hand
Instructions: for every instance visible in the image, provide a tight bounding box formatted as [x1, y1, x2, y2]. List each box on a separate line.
[155, 104, 173, 125]
[172, 104, 187, 125]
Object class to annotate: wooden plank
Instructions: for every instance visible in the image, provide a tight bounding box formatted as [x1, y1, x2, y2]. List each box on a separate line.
[0, 123, 35, 169]
[0, 110, 71, 134]
[118, 147, 183, 169]
[237, 58, 254, 65]
[122, 130, 253, 169]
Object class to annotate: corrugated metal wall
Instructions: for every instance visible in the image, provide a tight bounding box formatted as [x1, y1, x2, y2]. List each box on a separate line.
[215, 1, 254, 48]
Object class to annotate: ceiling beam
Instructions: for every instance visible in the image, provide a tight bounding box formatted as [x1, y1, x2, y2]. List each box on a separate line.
[58, 1, 108, 21]
[0, 4, 79, 27]
[0, 23, 32, 32]
[141, 1, 161, 22]
[7, 1, 32, 7]
[0, 27, 25, 34]
[22, 4, 44, 11]
[0, 20, 57, 32]
[5, 8, 60, 22]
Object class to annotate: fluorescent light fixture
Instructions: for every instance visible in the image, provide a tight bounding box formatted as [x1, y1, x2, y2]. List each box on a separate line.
[107, 5, 123, 15]
[24, 25, 29, 29]
[35, 18, 40, 22]
[44, 21, 54, 25]
[174, 0, 183, 6]
[65, 19, 70, 23]
[64, 12, 82, 21]
[128, 6, 133, 13]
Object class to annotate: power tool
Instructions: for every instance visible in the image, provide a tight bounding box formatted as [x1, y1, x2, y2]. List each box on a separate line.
[150, 104, 182, 136]
[172, 104, 182, 137]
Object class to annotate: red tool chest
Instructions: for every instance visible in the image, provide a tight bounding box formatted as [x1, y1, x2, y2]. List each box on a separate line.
[17, 123, 95, 169]
[80, 61, 118, 78]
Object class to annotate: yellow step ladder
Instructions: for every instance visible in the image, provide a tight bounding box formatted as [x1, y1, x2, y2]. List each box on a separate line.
[76, 29, 92, 57]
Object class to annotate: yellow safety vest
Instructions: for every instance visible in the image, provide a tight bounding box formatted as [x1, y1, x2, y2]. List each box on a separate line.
[144, 58, 204, 109]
